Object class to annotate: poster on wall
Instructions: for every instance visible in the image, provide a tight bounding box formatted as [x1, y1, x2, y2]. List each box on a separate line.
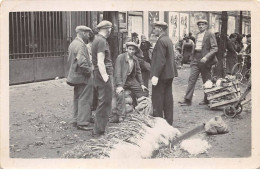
[209, 13, 220, 33]
[168, 12, 179, 46]
[227, 16, 236, 35]
[179, 13, 189, 39]
[148, 11, 159, 44]
[128, 15, 143, 39]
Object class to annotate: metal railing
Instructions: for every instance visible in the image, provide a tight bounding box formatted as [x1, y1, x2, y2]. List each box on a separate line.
[9, 12, 67, 59]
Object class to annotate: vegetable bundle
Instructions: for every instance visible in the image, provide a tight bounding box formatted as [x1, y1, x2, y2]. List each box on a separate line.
[62, 112, 181, 159]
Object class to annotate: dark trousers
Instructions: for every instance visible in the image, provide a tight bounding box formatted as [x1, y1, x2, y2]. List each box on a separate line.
[142, 71, 150, 88]
[116, 77, 148, 117]
[73, 78, 93, 125]
[152, 78, 174, 125]
[93, 71, 113, 134]
[184, 52, 211, 102]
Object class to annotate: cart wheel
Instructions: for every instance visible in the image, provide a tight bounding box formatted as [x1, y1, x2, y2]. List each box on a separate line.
[224, 105, 237, 118]
[235, 103, 243, 115]
[235, 73, 243, 82]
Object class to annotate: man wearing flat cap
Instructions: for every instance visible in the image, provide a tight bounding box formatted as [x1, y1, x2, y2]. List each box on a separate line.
[150, 21, 178, 125]
[67, 25, 93, 131]
[111, 42, 148, 123]
[179, 19, 218, 106]
[91, 20, 113, 137]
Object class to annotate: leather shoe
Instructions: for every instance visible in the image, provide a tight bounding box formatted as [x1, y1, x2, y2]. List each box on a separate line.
[72, 122, 77, 127]
[92, 130, 104, 139]
[198, 101, 209, 105]
[178, 99, 192, 106]
[77, 125, 93, 131]
[110, 115, 119, 123]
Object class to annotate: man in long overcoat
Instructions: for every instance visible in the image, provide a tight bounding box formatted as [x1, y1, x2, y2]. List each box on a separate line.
[150, 21, 178, 125]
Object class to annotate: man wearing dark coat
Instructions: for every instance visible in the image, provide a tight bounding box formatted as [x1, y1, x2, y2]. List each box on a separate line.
[150, 21, 178, 125]
[179, 19, 218, 106]
[67, 25, 93, 131]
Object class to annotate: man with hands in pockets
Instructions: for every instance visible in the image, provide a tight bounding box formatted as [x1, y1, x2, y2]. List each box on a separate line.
[91, 20, 113, 137]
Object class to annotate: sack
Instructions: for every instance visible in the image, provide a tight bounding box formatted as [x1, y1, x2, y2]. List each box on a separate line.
[205, 116, 229, 135]
[125, 97, 133, 105]
[124, 90, 132, 96]
[126, 104, 134, 113]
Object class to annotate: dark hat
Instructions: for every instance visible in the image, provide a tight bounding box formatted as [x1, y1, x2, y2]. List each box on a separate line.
[75, 25, 92, 33]
[96, 20, 113, 29]
[153, 21, 168, 28]
[126, 42, 138, 49]
[246, 34, 251, 38]
[197, 19, 208, 25]
[132, 32, 138, 37]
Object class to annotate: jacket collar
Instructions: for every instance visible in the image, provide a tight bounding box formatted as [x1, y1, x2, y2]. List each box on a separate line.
[75, 37, 85, 44]
[158, 33, 167, 40]
[124, 52, 138, 62]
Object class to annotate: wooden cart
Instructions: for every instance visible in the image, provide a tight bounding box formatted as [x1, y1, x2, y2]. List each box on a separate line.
[204, 80, 241, 113]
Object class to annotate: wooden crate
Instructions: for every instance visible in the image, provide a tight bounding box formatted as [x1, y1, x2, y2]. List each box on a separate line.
[204, 81, 241, 109]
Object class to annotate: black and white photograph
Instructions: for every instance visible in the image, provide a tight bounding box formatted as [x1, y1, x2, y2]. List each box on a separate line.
[0, 0, 260, 169]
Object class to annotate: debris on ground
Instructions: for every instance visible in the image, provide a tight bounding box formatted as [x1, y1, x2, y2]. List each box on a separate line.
[180, 138, 211, 155]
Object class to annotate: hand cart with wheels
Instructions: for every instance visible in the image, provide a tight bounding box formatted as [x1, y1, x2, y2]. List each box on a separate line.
[223, 80, 251, 118]
[204, 80, 243, 117]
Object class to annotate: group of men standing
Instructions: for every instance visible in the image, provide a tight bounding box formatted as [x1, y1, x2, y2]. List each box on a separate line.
[66, 18, 219, 137]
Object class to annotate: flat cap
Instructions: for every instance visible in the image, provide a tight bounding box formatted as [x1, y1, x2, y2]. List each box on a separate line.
[132, 32, 138, 37]
[75, 25, 92, 33]
[126, 42, 138, 49]
[197, 19, 208, 25]
[96, 20, 113, 29]
[153, 21, 168, 28]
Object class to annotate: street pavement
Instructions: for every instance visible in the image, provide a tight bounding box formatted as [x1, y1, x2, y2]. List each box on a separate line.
[9, 64, 251, 158]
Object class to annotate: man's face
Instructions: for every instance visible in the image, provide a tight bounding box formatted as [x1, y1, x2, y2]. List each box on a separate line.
[141, 36, 146, 42]
[198, 23, 207, 32]
[81, 31, 89, 43]
[127, 46, 136, 57]
[104, 27, 112, 37]
[153, 26, 161, 36]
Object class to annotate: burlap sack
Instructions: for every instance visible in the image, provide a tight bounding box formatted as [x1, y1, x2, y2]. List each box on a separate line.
[205, 116, 229, 135]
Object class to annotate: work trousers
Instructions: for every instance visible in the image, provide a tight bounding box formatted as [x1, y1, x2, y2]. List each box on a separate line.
[93, 70, 113, 134]
[152, 78, 174, 125]
[73, 78, 93, 126]
[184, 52, 211, 102]
[142, 71, 150, 88]
[116, 77, 148, 117]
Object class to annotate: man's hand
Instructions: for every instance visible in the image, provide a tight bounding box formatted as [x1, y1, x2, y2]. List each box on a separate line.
[151, 76, 159, 86]
[116, 87, 124, 95]
[141, 85, 148, 92]
[103, 74, 109, 82]
[200, 57, 207, 63]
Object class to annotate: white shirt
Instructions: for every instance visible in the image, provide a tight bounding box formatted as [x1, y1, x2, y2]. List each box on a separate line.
[195, 31, 206, 50]
[127, 54, 134, 75]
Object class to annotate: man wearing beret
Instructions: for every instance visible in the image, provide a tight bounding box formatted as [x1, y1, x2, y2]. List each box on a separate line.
[111, 42, 148, 123]
[179, 19, 218, 106]
[151, 21, 178, 125]
[67, 25, 93, 131]
[91, 20, 113, 137]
